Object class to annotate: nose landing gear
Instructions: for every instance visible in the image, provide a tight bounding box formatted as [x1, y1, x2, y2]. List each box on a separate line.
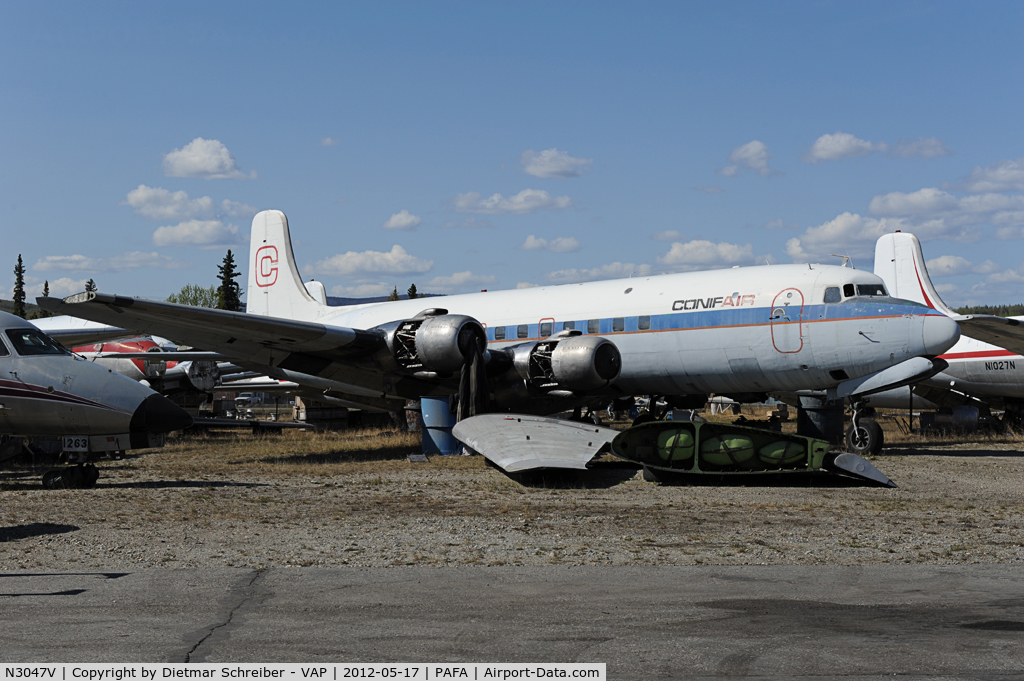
[846, 401, 884, 456]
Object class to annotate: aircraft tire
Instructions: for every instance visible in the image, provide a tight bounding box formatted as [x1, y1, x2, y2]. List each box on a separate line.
[641, 466, 662, 483]
[632, 412, 657, 427]
[845, 417, 884, 456]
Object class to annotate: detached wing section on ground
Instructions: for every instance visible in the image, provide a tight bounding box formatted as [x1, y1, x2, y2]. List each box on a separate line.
[952, 315, 1024, 357]
[37, 292, 393, 406]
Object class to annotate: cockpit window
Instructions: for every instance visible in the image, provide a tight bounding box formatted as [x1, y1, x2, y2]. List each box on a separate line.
[824, 287, 841, 303]
[0, 337, 9, 357]
[856, 284, 887, 297]
[842, 284, 855, 297]
[5, 329, 68, 356]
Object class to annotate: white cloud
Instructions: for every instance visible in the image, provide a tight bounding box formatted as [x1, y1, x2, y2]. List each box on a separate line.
[962, 157, 1024, 193]
[868, 188, 959, 216]
[521, 235, 581, 252]
[123, 185, 257, 222]
[34, 252, 190, 273]
[693, 185, 724, 194]
[785, 212, 908, 262]
[23, 277, 88, 298]
[889, 137, 953, 159]
[545, 262, 654, 284]
[995, 226, 1024, 240]
[152, 220, 244, 248]
[718, 140, 776, 177]
[453, 189, 573, 215]
[652, 230, 683, 242]
[520, 148, 592, 178]
[802, 132, 886, 163]
[516, 282, 539, 289]
[656, 240, 754, 271]
[309, 245, 433, 277]
[424, 271, 497, 293]
[925, 255, 1001, 277]
[321, 137, 339, 147]
[382, 210, 422, 231]
[162, 137, 253, 180]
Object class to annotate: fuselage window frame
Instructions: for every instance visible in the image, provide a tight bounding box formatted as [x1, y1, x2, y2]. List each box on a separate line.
[612, 317, 625, 333]
[494, 326, 506, 341]
[824, 287, 841, 303]
[587, 319, 599, 334]
[638, 315, 651, 331]
[517, 324, 529, 339]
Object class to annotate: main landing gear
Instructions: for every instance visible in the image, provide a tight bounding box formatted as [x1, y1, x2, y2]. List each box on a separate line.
[845, 402, 884, 456]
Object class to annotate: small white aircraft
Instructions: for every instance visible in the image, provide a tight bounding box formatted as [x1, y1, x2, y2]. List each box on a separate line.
[39, 210, 960, 464]
[866, 231, 1024, 425]
[0, 311, 193, 487]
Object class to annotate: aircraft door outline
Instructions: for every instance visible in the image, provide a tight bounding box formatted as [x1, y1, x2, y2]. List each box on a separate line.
[770, 288, 804, 353]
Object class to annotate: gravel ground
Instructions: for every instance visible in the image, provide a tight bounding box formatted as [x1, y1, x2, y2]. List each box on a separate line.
[2, 432, 1023, 570]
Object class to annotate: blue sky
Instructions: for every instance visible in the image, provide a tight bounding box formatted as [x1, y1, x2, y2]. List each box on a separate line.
[3, 1, 1023, 306]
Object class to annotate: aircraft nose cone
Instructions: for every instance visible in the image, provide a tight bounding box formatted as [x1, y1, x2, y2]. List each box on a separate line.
[129, 393, 194, 433]
[923, 313, 960, 356]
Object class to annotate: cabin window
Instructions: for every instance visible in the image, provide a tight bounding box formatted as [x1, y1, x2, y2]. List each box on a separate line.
[5, 329, 67, 356]
[824, 287, 841, 303]
[494, 326, 506, 341]
[517, 324, 529, 339]
[857, 284, 887, 297]
[638, 315, 651, 330]
[843, 284, 856, 298]
[587, 319, 599, 334]
[562, 321, 575, 331]
[540, 321, 552, 337]
[613, 317, 625, 332]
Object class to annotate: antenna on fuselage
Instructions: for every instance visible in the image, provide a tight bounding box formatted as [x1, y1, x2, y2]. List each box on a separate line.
[829, 253, 854, 269]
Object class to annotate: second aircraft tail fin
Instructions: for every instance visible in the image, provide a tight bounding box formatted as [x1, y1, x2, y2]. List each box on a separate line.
[246, 210, 328, 321]
[873, 232, 958, 317]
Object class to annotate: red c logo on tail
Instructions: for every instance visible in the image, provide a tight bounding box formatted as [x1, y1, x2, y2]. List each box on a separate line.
[256, 246, 278, 287]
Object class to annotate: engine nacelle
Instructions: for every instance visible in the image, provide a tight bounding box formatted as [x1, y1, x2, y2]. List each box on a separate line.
[381, 310, 487, 376]
[506, 332, 621, 392]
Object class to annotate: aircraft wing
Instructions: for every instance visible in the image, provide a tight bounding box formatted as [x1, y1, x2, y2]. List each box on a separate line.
[37, 292, 386, 378]
[31, 315, 131, 346]
[953, 315, 1024, 356]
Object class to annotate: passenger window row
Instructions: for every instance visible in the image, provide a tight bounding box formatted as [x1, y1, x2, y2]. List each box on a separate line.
[489, 315, 652, 340]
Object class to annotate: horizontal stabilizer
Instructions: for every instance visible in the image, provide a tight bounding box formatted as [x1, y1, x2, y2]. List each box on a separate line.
[951, 315, 1024, 357]
[32, 315, 130, 346]
[453, 414, 618, 473]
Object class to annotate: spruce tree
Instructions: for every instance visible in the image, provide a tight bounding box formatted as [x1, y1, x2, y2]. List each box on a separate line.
[216, 249, 243, 311]
[12, 254, 26, 318]
[407, 283, 419, 300]
[85, 278, 97, 293]
[37, 280, 52, 318]
[386, 286, 400, 301]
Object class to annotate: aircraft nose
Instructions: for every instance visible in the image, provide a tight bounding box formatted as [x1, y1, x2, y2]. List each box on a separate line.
[922, 313, 960, 356]
[129, 393, 194, 433]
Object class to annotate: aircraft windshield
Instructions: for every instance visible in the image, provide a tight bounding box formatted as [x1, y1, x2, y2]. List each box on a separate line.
[5, 329, 68, 356]
[856, 284, 887, 296]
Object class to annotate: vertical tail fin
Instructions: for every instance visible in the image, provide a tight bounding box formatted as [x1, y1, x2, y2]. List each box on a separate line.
[247, 210, 328, 321]
[873, 232, 958, 317]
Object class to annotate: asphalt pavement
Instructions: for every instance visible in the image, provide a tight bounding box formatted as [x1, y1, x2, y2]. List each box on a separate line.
[1, 566, 1023, 679]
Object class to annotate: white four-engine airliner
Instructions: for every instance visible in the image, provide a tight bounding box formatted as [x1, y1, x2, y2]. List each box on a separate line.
[39, 210, 961, 447]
